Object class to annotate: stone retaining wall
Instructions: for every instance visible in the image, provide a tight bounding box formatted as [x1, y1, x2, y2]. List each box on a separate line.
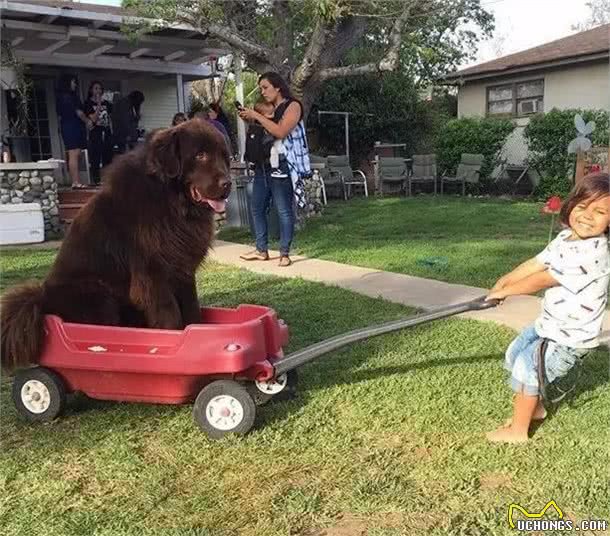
[0, 168, 62, 238]
[300, 172, 324, 220]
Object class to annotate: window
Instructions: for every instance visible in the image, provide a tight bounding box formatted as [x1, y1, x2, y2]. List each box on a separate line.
[6, 81, 52, 161]
[487, 79, 544, 117]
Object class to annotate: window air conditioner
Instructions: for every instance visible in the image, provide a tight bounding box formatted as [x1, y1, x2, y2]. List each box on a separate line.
[518, 99, 539, 115]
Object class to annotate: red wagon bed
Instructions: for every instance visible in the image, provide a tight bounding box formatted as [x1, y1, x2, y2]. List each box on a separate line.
[38, 305, 288, 404]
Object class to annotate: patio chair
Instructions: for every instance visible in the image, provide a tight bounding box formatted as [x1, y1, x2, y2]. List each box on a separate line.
[378, 157, 408, 196]
[326, 155, 368, 199]
[440, 153, 484, 196]
[408, 154, 437, 195]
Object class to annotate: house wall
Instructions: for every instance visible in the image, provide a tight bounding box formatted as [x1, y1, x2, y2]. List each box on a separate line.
[456, 84, 487, 117]
[544, 62, 609, 110]
[457, 61, 610, 117]
[455, 60, 609, 168]
[123, 77, 181, 133]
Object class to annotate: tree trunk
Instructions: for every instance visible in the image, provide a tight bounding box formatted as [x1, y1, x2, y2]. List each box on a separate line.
[291, 77, 323, 123]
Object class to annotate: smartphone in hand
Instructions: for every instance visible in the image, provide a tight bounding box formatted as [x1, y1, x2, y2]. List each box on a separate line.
[234, 100, 244, 111]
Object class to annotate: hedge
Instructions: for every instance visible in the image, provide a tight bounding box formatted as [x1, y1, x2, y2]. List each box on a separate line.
[436, 117, 515, 180]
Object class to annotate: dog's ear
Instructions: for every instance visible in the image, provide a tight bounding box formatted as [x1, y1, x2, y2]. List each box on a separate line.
[147, 128, 182, 180]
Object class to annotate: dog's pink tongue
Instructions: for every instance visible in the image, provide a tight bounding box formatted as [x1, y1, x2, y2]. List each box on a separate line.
[205, 199, 226, 213]
[190, 185, 226, 213]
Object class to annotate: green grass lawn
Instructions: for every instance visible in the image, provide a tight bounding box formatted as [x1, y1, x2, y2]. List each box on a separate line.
[219, 196, 554, 290]
[1, 248, 609, 535]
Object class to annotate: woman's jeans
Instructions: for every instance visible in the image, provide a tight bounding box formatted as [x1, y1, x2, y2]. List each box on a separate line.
[251, 166, 294, 256]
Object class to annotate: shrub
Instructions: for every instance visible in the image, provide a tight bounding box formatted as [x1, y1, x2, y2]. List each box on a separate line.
[533, 174, 574, 200]
[310, 73, 456, 164]
[524, 108, 609, 182]
[435, 117, 515, 180]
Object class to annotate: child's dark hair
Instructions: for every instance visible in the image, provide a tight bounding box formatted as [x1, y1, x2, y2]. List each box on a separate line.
[254, 98, 273, 114]
[560, 171, 610, 229]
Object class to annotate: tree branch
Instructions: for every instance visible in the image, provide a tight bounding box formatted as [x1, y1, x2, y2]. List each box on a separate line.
[174, 11, 272, 62]
[206, 22, 271, 60]
[272, 0, 293, 64]
[291, 18, 332, 89]
[315, 2, 415, 82]
[317, 16, 369, 70]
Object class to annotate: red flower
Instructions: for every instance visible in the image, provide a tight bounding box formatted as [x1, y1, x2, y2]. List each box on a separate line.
[542, 196, 562, 214]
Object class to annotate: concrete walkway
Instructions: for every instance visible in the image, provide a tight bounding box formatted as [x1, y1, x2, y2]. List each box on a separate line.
[210, 240, 610, 343]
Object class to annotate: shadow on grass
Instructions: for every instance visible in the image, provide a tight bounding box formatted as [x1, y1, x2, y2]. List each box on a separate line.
[2, 346, 607, 449]
[264, 345, 610, 434]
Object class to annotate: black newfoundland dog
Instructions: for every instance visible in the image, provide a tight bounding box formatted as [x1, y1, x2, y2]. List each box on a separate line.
[1, 119, 231, 371]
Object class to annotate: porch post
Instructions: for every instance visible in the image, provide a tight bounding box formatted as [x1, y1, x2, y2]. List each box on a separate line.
[176, 73, 185, 113]
[234, 53, 246, 162]
[344, 112, 350, 159]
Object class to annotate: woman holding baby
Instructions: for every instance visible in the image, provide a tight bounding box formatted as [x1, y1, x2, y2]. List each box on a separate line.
[238, 72, 311, 268]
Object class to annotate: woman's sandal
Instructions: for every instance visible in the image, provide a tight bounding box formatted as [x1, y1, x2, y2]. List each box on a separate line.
[239, 249, 269, 261]
[71, 183, 88, 190]
[278, 255, 292, 267]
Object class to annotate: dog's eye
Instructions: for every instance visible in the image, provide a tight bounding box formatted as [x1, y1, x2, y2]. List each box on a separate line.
[196, 152, 208, 162]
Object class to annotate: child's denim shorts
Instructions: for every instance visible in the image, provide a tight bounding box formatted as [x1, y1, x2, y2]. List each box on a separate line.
[505, 325, 589, 396]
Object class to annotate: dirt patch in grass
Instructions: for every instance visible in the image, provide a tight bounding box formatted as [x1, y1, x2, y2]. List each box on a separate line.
[479, 471, 513, 491]
[309, 510, 442, 535]
[309, 513, 368, 536]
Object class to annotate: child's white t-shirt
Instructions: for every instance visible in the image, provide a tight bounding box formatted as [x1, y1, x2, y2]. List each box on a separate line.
[535, 229, 610, 348]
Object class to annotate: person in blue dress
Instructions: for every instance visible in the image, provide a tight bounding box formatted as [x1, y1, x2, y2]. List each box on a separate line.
[56, 74, 92, 188]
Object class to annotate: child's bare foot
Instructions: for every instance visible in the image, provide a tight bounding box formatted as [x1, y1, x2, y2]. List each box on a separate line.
[486, 425, 528, 444]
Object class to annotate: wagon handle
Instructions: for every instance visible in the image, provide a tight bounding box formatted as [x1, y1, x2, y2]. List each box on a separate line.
[273, 296, 500, 377]
[466, 296, 501, 310]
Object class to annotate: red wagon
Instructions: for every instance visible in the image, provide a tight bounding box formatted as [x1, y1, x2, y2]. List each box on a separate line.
[12, 297, 498, 438]
[12, 305, 295, 438]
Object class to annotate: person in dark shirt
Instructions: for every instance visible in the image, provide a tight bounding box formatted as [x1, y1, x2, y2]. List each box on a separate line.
[112, 90, 145, 154]
[192, 108, 232, 154]
[210, 101, 234, 152]
[84, 81, 113, 184]
[56, 73, 92, 188]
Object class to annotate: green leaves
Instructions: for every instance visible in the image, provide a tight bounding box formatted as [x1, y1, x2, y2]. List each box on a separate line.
[524, 108, 609, 193]
[436, 117, 515, 179]
[311, 72, 456, 162]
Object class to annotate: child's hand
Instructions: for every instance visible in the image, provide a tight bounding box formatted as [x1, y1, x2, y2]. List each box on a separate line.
[490, 275, 509, 293]
[486, 289, 507, 302]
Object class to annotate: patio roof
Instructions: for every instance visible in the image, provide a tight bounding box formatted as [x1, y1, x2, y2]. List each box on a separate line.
[0, 0, 231, 79]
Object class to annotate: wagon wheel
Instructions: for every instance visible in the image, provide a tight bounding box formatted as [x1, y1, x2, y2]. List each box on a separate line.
[12, 367, 66, 422]
[251, 369, 299, 405]
[192, 380, 256, 439]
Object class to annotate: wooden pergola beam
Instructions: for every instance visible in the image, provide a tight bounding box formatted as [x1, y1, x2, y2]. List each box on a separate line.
[15, 50, 214, 77]
[164, 50, 186, 62]
[1, 19, 214, 50]
[129, 48, 151, 59]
